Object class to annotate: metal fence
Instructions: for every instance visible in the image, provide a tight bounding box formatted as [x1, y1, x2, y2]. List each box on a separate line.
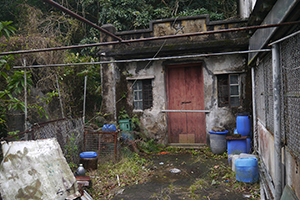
[280, 33, 300, 159]
[255, 32, 300, 160]
[84, 130, 120, 161]
[0, 118, 84, 164]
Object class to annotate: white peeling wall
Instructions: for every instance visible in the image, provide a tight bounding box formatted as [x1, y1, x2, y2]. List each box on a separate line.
[124, 61, 168, 143]
[203, 54, 248, 134]
[121, 54, 248, 143]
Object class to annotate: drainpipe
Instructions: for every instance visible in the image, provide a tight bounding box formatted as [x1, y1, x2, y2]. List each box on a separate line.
[272, 43, 282, 200]
[251, 66, 257, 151]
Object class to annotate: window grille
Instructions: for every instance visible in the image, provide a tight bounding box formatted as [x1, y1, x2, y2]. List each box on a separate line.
[217, 74, 240, 107]
[133, 79, 153, 110]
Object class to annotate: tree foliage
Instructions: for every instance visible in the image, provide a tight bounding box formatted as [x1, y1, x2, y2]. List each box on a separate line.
[0, 21, 16, 39]
[0, 0, 238, 136]
[1, 0, 237, 33]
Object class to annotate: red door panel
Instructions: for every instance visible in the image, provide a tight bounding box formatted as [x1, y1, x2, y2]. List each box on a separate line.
[167, 63, 206, 143]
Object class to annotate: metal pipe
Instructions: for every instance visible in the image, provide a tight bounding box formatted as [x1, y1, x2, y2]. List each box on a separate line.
[42, 0, 124, 42]
[269, 29, 300, 46]
[24, 59, 28, 131]
[2, 20, 300, 56]
[55, 74, 65, 118]
[83, 75, 87, 122]
[161, 110, 210, 113]
[272, 43, 282, 200]
[251, 66, 257, 150]
[14, 49, 272, 69]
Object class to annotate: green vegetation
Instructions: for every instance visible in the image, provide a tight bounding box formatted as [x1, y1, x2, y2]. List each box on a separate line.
[0, 21, 16, 39]
[0, 0, 238, 136]
[64, 133, 79, 171]
[84, 146, 259, 199]
[87, 152, 150, 199]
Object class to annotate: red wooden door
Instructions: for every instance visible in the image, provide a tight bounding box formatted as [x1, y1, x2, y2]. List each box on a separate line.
[166, 63, 206, 143]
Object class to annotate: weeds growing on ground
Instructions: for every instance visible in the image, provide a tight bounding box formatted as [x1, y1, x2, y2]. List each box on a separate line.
[83, 145, 260, 199]
[86, 151, 152, 199]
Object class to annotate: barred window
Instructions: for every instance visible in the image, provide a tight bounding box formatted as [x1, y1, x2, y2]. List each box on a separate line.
[133, 79, 153, 110]
[217, 74, 240, 107]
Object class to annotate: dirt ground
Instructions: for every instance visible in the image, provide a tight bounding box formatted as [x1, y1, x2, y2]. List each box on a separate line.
[111, 151, 258, 200]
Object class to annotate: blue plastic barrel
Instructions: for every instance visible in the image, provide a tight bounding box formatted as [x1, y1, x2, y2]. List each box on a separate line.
[102, 124, 117, 131]
[209, 130, 228, 155]
[236, 113, 251, 136]
[235, 157, 259, 183]
[79, 151, 98, 170]
[247, 138, 251, 153]
[227, 138, 248, 155]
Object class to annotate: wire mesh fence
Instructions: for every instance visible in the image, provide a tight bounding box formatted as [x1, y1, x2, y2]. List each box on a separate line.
[264, 54, 274, 134]
[255, 31, 300, 160]
[0, 118, 84, 165]
[84, 130, 120, 161]
[280, 32, 300, 160]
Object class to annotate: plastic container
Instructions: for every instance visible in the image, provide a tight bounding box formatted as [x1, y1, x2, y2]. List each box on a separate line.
[102, 124, 117, 131]
[234, 128, 238, 134]
[235, 157, 259, 183]
[119, 119, 132, 131]
[246, 137, 251, 153]
[236, 112, 251, 136]
[121, 132, 134, 141]
[80, 151, 98, 171]
[228, 153, 257, 172]
[80, 151, 98, 158]
[227, 137, 248, 155]
[209, 130, 228, 155]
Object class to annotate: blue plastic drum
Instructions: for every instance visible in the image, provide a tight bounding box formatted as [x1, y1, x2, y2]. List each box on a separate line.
[236, 113, 251, 136]
[235, 157, 259, 183]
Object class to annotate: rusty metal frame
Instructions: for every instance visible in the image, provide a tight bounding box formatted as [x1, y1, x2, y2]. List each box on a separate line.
[83, 130, 120, 161]
[1, 21, 300, 56]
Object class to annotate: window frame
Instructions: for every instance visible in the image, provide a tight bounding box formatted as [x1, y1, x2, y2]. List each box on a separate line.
[131, 79, 153, 111]
[133, 80, 143, 110]
[217, 73, 241, 108]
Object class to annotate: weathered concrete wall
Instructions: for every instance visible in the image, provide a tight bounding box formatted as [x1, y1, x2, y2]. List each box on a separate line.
[284, 148, 300, 198]
[101, 59, 117, 122]
[100, 15, 251, 144]
[116, 61, 168, 143]
[111, 53, 249, 144]
[104, 16, 248, 59]
[152, 18, 207, 37]
[257, 117, 300, 199]
[203, 54, 249, 136]
[257, 120, 275, 181]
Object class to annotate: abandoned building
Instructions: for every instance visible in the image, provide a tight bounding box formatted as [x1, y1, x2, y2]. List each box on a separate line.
[1, 0, 300, 199]
[98, 0, 300, 199]
[99, 15, 251, 145]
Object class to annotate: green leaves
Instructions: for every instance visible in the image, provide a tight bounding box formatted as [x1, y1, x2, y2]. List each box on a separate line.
[0, 21, 16, 39]
[3, 70, 33, 95]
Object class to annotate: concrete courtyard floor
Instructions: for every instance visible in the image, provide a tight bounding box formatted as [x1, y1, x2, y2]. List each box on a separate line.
[111, 150, 259, 200]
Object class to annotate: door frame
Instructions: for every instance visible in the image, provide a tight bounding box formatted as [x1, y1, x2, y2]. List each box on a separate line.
[165, 62, 206, 144]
